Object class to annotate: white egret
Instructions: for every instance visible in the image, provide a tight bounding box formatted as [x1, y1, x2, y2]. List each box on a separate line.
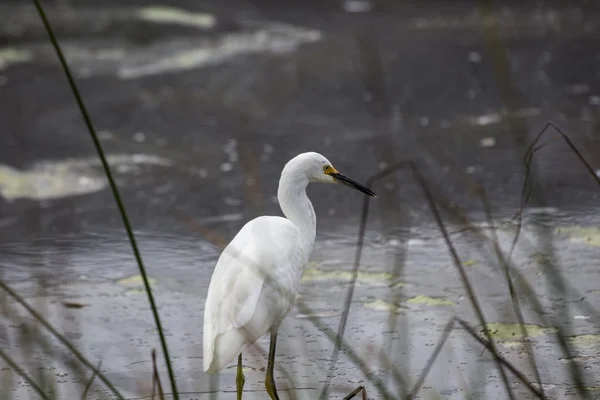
[202, 152, 376, 400]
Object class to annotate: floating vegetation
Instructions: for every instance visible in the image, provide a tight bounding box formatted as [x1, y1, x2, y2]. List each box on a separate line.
[566, 334, 600, 348]
[364, 299, 403, 314]
[0, 47, 32, 70]
[301, 267, 401, 285]
[556, 226, 600, 247]
[405, 295, 455, 306]
[135, 6, 217, 29]
[117, 275, 158, 286]
[484, 322, 558, 341]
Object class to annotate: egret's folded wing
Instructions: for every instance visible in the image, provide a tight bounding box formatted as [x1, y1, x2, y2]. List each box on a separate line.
[228, 242, 267, 328]
[203, 216, 300, 372]
[205, 234, 266, 333]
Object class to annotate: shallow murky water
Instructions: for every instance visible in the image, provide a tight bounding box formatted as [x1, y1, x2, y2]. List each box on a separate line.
[2, 209, 600, 399]
[3, 0, 600, 399]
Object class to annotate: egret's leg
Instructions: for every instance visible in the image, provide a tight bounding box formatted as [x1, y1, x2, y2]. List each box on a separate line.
[265, 332, 280, 400]
[236, 353, 245, 400]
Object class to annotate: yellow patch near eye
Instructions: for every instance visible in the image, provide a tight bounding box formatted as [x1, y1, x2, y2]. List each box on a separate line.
[323, 165, 338, 175]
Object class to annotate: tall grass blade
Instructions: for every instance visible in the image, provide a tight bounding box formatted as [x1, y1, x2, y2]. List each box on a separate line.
[0, 346, 52, 400]
[0, 278, 124, 399]
[407, 318, 455, 400]
[152, 349, 165, 400]
[80, 361, 102, 400]
[508, 122, 600, 400]
[320, 161, 515, 399]
[456, 319, 545, 399]
[30, 0, 179, 398]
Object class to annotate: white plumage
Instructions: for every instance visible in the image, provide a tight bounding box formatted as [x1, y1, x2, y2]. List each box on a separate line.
[203, 215, 307, 372]
[202, 152, 375, 399]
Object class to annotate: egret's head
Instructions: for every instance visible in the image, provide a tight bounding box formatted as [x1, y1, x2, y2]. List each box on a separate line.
[283, 152, 376, 197]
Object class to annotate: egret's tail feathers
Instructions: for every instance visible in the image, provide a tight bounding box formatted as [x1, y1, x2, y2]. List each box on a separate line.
[203, 329, 249, 373]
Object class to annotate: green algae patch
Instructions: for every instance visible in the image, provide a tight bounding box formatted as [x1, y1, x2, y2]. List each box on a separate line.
[560, 355, 595, 364]
[301, 268, 402, 285]
[500, 341, 526, 349]
[117, 275, 157, 286]
[485, 322, 557, 341]
[405, 295, 455, 306]
[579, 386, 600, 392]
[124, 288, 154, 295]
[364, 300, 403, 314]
[0, 154, 170, 201]
[566, 334, 600, 348]
[530, 383, 558, 391]
[135, 6, 216, 29]
[0, 48, 32, 69]
[226, 365, 255, 373]
[556, 226, 600, 246]
[566, 386, 600, 395]
[295, 311, 342, 319]
[529, 251, 553, 264]
[463, 259, 478, 267]
[0, 163, 107, 201]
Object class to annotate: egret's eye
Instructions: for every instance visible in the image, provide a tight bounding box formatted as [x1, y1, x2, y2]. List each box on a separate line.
[323, 165, 331, 173]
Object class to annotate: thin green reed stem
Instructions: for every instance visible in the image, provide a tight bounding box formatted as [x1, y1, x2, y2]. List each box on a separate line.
[0, 347, 52, 400]
[295, 302, 394, 399]
[0, 279, 124, 399]
[81, 361, 102, 400]
[31, 1, 179, 398]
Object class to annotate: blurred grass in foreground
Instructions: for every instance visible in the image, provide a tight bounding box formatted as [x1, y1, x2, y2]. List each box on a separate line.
[0, 1, 598, 399]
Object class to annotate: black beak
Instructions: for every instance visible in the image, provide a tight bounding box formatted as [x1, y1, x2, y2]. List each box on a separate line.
[330, 172, 376, 197]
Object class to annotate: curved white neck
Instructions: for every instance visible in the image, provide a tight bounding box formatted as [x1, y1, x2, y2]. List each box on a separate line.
[277, 172, 316, 246]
